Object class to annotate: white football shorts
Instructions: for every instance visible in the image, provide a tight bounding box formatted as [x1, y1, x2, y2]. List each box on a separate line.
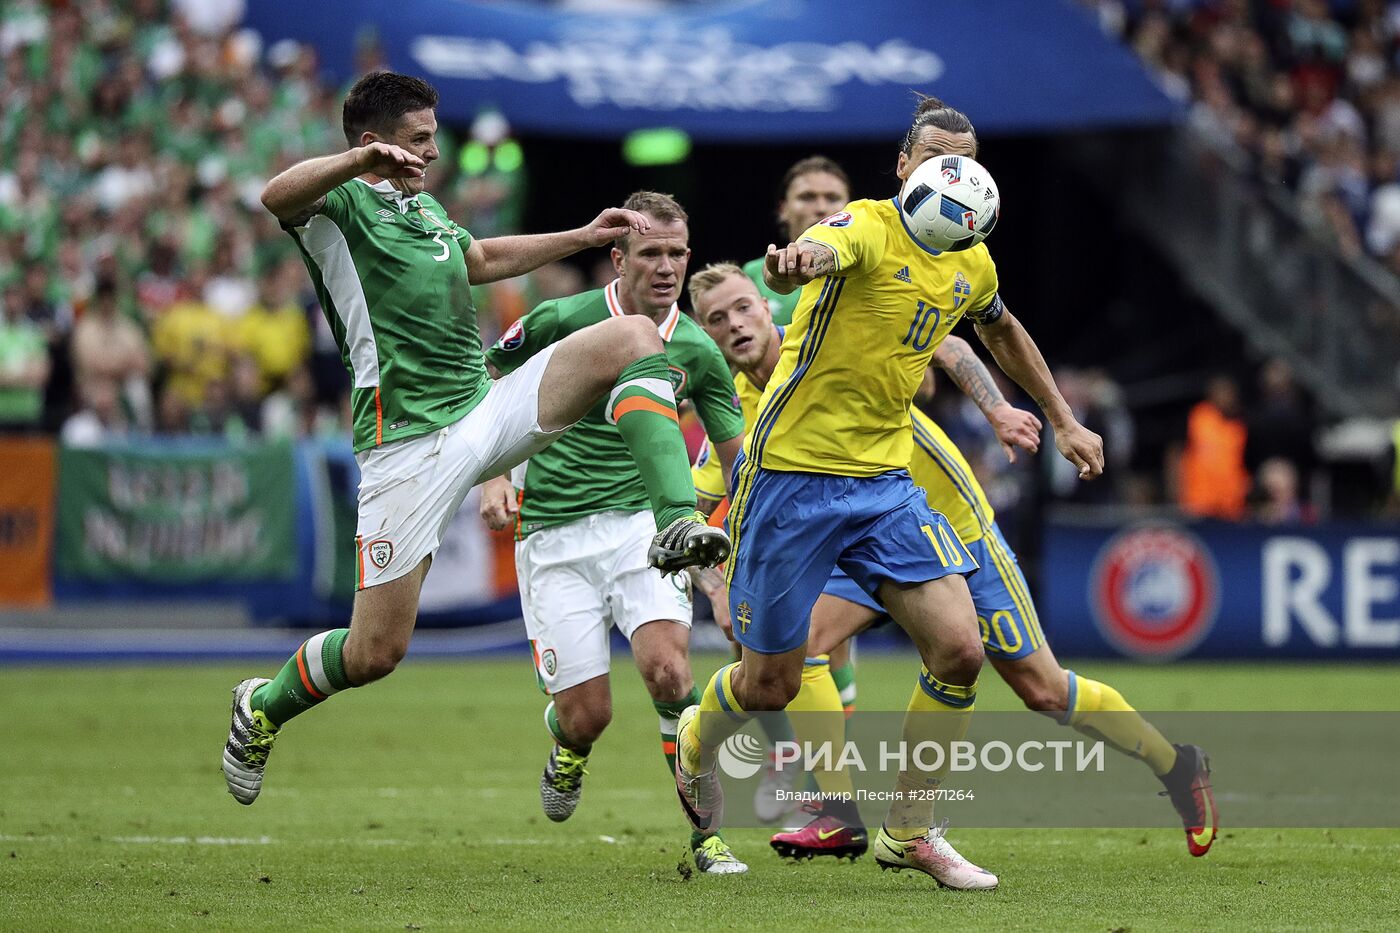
[517, 509, 693, 694]
[354, 344, 562, 589]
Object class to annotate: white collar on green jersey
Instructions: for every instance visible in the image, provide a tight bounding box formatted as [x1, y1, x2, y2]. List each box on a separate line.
[605, 278, 680, 342]
[354, 177, 421, 212]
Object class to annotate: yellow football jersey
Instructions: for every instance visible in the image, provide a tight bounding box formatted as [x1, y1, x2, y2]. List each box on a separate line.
[693, 367, 761, 501]
[747, 198, 1001, 476]
[695, 364, 994, 545]
[907, 408, 993, 545]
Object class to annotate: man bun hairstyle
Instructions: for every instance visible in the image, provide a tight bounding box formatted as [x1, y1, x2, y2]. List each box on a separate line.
[901, 94, 978, 157]
[687, 261, 746, 311]
[342, 71, 439, 146]
[615, 190, 689, 253]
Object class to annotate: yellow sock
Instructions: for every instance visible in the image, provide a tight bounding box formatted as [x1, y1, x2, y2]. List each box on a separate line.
[885, 667, 976, 841]
[680, 663, 748, 773]
[786, 656, 855, 799]
[1064, 671, 1177, 775]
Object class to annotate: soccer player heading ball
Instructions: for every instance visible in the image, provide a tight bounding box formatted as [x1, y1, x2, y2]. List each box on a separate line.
[222, 72, 728, 807]
[674, 95, 1106, 890]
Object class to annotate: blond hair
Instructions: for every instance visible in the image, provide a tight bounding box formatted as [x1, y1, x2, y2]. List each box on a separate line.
[686, 261, 747, 311]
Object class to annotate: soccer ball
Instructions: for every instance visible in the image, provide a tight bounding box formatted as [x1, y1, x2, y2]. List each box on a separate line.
[897, 154, 1000, 253]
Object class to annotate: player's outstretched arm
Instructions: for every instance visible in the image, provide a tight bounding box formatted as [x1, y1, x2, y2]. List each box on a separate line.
[261, 144, 425, 222]
[932, 335, 1041, 462]
[465, 208, 651, 284]
[973, 302, 1105, 479]
[762, 240, 837, 294]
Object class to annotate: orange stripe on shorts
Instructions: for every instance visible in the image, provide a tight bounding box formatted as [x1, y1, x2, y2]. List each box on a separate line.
[612, 395, 678, 423]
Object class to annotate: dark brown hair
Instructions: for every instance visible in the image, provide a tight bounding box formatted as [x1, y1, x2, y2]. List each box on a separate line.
[901, 94, 978, 157]
[778, 155, 850, 203]
[342, 71, 439, 146]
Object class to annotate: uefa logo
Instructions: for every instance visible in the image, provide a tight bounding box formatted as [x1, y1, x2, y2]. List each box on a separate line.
[1089, 524, 1219, 660]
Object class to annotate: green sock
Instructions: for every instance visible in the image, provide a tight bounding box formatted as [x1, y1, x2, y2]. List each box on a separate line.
[756, 711, 796, 747]
[545, 700, 591, 755]
[606, 353, 697, 530]
[831, 660, 857, 714]
[251, 629, 352, 727]
[655, 688, 701, 774]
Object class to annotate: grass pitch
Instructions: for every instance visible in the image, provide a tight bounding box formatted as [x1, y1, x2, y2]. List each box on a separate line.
[3, 654, 1398, 931]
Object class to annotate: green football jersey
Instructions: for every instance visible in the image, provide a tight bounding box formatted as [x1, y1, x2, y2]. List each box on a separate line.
[742, 255, 799, 326]
[485, 280, 745, 536]
[286, 178, 489, 452]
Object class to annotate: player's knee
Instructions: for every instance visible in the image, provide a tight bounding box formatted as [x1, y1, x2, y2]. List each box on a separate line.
[560, 700, 612, 745]
[929, 636, 984, 687]
[1015, 673, 1068, 714]
[640, 659, 688, 702]
[742, 668, 801, 711]
[349, 636, 408, 684]
[602, 315, 662, 369]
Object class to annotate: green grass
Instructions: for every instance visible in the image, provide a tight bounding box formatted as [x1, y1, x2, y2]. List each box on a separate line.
[3, 655, 1399, 931]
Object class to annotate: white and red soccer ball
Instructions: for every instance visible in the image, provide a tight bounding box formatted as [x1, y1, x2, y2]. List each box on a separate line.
[898, 154, 1000, 253]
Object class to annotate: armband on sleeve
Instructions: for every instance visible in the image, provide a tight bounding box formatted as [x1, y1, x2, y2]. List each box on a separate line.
[965, 292, 1005, 326]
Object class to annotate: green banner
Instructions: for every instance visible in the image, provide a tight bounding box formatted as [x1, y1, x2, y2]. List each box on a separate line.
[56, 441, 297, 582]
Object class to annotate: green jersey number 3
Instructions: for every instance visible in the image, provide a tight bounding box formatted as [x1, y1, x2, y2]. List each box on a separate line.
[428, 230, 450, 262]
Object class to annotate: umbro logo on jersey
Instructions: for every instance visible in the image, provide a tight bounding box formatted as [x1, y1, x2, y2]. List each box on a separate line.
[894, 266, 912, 283]
[375, 209, 396, 220]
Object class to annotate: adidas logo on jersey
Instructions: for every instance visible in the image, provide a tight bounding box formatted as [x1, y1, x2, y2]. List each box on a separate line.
[894, 266, 912, 283]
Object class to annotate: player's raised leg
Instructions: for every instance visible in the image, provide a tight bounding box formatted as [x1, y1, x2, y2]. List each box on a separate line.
[534, 315, 728, 571]
[224, 560, 429, 804]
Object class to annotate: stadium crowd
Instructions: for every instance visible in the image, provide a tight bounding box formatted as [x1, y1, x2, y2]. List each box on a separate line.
[0, 0, 553, 448]
[1085, 0, 1400, 268]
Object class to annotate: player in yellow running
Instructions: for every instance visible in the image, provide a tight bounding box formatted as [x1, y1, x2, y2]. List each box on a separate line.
[673, 96, 1105, 890]
[690, 262, 1217, 860]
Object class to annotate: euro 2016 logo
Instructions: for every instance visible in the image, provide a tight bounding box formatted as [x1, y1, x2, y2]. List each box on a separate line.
[496, 319, 525, 351]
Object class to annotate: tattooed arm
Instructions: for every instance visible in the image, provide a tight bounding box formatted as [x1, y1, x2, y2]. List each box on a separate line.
[972, 299, 1105, 479]
[931, 335, 1042, 462]
[762, 240, 838, 295]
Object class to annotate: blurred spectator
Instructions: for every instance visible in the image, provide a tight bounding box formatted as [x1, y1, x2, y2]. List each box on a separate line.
[235, 257, 311, 395]
[1170, 375, 1250, 520]
[70, 278, 152, 432]
[1244, 357, 1317, 497]
[153, 267, 229, 411]
[0, 283, 51, 431]
[1046, 368, 1135, 505]
[60, 378, 129, 448]
[1253, 456, 1315, 524]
